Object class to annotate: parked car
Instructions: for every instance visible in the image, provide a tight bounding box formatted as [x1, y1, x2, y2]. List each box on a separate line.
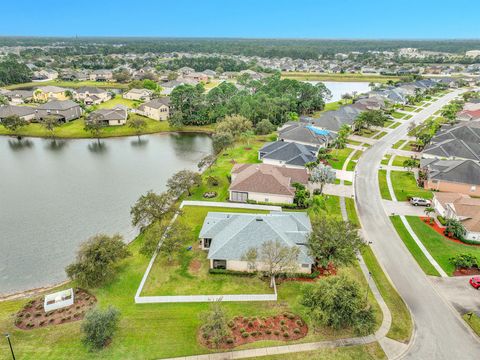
[409, 197, 432, 206]
[469, 276, 480, 289]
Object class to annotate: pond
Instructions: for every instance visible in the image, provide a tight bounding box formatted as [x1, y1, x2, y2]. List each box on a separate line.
[0, 133, 213, 295]
[307, 81, 372, 102]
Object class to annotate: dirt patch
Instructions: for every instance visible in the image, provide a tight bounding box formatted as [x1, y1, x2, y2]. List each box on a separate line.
[199, 312, 308, 349]
[244, 147, 252, 150]
[189, 259, 202, 274]
[453, 267, 480, 276]
[15, 289, 96, 330]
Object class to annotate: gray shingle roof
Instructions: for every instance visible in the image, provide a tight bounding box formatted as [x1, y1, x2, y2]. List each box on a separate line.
[37, 100, 80, 111]
[421, 158, 480, 185]
[259, 141, 317, 166]
[138, 97, 170, 110]
[0, 105, 36, 118]
[278, 123, 334, 146]
[199, 212, 313, 264]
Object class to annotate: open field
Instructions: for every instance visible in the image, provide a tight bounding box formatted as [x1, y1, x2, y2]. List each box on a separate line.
[281, 72, 400, 83]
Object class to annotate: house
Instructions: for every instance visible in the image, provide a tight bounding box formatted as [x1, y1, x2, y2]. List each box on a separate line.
[229, 163, 309, 204]
[33, 86, 69, 102]
[60, 70, 89, 81]
[457, 109, 480, 122]
[184, 72, 209, 82]
[89, 70, 113, 82]
[258, 141, 318, 169]
[304, 105, 362, 132]
[278, 122, 335, 148]
[159, 79, 197, 95]
[87, 108, 127, 126]
[73, 87, 111, 105]
[421, 158, 480, 196]
[198, 211, 314, 273]
[35, 100, 83, 123]
[0, 105, 36, 122]
[3, 90, 34, 105]
[136, 97, 170, 121]
[123, 88, 153, 101]
[32, 69, 58, 81]
[432, 192, 480, 242]
[202, 69, 216, 78]
[178, 67, 195, 76]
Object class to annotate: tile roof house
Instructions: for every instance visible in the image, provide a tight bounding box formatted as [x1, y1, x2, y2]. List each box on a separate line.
[229, 163, 309, 204]
[457, 109, 480, 122]
[421, 158, 480, 196]
[87, 108, 127, 126]
[198, 211, 314, 273]
[35, 100, 83, 123]
[433, 192, 480, 242]
[278, 122, 335, 148]
[136, 97, 170, 121]
[0, 105, 36, 122]
[258, 141, 319, 169]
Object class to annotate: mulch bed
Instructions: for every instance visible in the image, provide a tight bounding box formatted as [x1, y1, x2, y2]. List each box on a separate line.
[419, 217, 480, 247]
[200, 312, 308, 349]
[15, 289, 96, 330]
[453, 267, 480, 276]
[189, 259, 202, 274]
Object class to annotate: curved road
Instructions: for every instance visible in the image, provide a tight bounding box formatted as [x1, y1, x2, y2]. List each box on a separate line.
[355, 90, 480, 359]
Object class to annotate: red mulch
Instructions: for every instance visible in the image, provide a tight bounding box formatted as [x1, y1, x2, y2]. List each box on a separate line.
[419, 217, 480, 247]
[244, 147, 252, 150]
[200, 313, 308, 349]
[453, 267, 480, 276]
[189, 259, 202, 274]
[15, 289, 96, 330]
[279, 264, 337, 283]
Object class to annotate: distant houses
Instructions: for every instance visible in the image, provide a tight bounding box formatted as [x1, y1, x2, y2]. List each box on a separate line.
[73, 87, 111, 105]
[33, 86, 70, 102]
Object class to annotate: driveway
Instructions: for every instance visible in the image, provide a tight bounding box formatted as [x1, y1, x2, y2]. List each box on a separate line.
[355, 89, 480, 359]
[382, 200, 427, 217]
[430, 276, 480, 315]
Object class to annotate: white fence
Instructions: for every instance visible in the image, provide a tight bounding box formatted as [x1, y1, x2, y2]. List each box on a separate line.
[180, 200, 282, 211]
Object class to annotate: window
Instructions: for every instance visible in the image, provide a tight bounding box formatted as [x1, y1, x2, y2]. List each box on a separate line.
[301, 264, 310, 268]
[213, 259, 226, 269]
[471, 186, 477, 192]
[203, 238, 212, 248]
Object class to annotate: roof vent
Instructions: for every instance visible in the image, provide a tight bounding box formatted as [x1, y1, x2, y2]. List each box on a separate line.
[255, 218, 263, 222]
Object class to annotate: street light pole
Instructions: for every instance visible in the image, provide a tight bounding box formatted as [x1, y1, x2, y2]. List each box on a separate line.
[4, 333, 15, 360]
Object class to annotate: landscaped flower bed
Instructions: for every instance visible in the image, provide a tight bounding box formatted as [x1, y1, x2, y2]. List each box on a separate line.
[420, 217, 480, 247]
[15, 289, 96, 330]
[200, 312, 308, 349]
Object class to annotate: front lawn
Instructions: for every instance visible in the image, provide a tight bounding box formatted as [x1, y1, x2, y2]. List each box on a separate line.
[328, 147, 354, 170]
[378, 170, 392, 200]
[391, 111, 405, 119]
[390, 216, 441, 277]
[390, 171, 431, 201]
[389, 122, 401, 129]
[392, 140, 406, 149]
[381, 154, 392, 166]
[391, 156, 411, 167]
[345, 197, 360, 227]
[405, 216, 480, 276]
[346, 150, 362, 171]
[355, 129, 378, 138]
[463, 313, 480, 337]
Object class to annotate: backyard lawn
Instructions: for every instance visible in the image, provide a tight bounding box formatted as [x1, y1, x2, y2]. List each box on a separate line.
[378, 170, 392, 200]
[328, 147, 354, 170]
[390, 216, 441, 277]
[96, 97, 140, 109]
[390, 171, 431, 201]
[405, 216, 480, 276]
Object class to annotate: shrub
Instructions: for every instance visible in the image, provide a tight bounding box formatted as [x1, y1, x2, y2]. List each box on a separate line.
[255, 119, 276, 135]
[294, 328, 301, 334]
[313, 188, 322, 196]
[437, 216, 447, 225]
[226, 338, 234, 344]
[280, 320, 285, 325]
[283, 332, 290, 338]
[227, 320, 235, 328]
[240, 327, 246, 333]
[251, 331, 257, 336]
[287, 314, 295, 320]
[265, 329, 272, 334]
[281, 325, 288, 331]
[248, 321, 254, 327]
[449, 254, 479, 269]
[296, 319, 303, 326]
[274, 330, 280, 335]
[81, 306, 120, 350]
[242, 332, 249, 338]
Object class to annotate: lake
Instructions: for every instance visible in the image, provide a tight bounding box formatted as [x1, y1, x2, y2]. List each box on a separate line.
[307, 81, 372, 102]
[0, 133, 213, 295]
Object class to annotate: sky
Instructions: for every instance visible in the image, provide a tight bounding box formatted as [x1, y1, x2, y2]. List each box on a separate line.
[1, 0, 479, 39]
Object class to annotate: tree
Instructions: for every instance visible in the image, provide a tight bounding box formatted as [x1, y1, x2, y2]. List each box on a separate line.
[0, 57, 32, 85]
[216, 115, 252, 139]
[166, 169, 202, 197]
[82, 306, 120, 350]
[212, 132, 233, 154]
[127, 117, 147, 140]
[255, 118, 275, 135]
[162, 222, 190, 262]
[40, 115, 60, 139]
[308, 216, 364, 269]
[199, 301, 230, 348]
[113, 68, 131, 83]
[0, 94, 8, 105]
[334, 124, 351, 149]
[445, 218, 466, 239]
[241, 247, 258, 272]
[197, 154, 216, 171]
[424, 206, 435, 219]
[293, 182, 310, 208]
[64, 90, 73, 100]
[316, 148, 332, 163]
[65, 234, 131, 288]
[239, 129, 255, 146]
[300, 275, 375, 335]
[354, 110, 388, 131]
[140, 221, 166, 257]
[310, 164, 336, 194]
[402, 158, 419, 172]
[257, 239, 300, 282]
[130, 191, 172, 228]
[85, 113, 106, 143]
[1, 115, 28, 137]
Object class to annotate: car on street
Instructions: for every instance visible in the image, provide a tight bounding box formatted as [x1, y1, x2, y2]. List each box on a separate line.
[410, 197, 432, 206]
[469, 276, 480, 289]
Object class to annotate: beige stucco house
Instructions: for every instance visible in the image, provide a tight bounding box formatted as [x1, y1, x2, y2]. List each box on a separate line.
[123, 88, 153, 101]
[136, 97, 170, 121]
[33, 86, 69, 102]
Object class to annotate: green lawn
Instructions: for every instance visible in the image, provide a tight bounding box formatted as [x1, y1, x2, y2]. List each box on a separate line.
[257, 342, 386, 360]
[311, 100, 352, 117]
[361, 246, 413, 343]
[406, 216, 480, 276]
[381, 154, 392, 166]
[383, 120, 395, 127]
[281, 72, 399, 83]
[390, 216, 441, 276]
[389, 122, 401, 129]
[391, 156, 411, 167]
[328, 147, 354, 170]
[403, 114, 413, 120]
[355, 129, 378, 138]
[390, 171, 431, 201]
[345, 197, 360, 227]
[346, 150, 362, 171]
[463, 313, 480, 337]
[378, 170, 392, 200]
[0, 116, 214, 139]
[96, 97, 140, 109]
[5, 80, 128, 90]
[373, 131, 387, 139]
[391, 111, 405, 119]
[392, 140, 406, 149]
[308, 194, 342, 219]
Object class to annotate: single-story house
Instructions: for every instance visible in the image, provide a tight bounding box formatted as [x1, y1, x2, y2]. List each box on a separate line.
[33, 86, 69, 102]
[229, 163, 309, 204]
[73, 87, 111, 105]
[87, 108, 127, 126]
[198, 211, 314, 273]
[3, 90, 34, 105]
[0, 105, 37, 122]
[278, 122, 335, 148]
[258, 141, 318, 169]
[136, 97, 170, 121]
[184, 72, 209, 82]
[35, 100, 83, 123]
[433, 192, 480, 242]
[421, 158, 480, 196]
[123, 88, 153, 101]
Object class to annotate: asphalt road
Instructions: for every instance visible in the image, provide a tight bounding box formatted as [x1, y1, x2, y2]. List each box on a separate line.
[355, 90, 480, 359]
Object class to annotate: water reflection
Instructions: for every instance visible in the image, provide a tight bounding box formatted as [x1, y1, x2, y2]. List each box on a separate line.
[130, 138, 149, 148]
[45, 139, 67, 152]
[87, 141, 107, 154]
[8, 138, 33, 151]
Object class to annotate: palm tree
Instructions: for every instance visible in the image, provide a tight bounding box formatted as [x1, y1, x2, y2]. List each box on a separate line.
[424, 206, 435, 220]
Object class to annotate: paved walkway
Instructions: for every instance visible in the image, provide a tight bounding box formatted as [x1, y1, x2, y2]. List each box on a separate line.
[348, 134, 378, 145]
[321, 183, 354, 197]
[334, 169, 354, 182]
[378, 165, 407, 172]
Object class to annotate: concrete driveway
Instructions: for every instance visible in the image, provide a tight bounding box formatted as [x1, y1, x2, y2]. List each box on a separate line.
[382, 200, 427, 217]
[431, 276, 480, 315]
